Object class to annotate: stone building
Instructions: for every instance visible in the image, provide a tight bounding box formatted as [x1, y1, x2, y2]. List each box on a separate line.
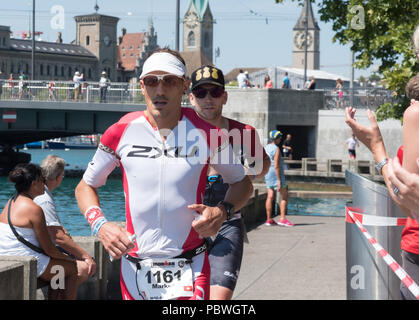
[0, 25, 98, 81]
[74, 12, 119, 81]
[116, 21, 158, 82]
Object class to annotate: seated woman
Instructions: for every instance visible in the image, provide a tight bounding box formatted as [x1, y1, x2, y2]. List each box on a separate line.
[0, 163, 79, 299]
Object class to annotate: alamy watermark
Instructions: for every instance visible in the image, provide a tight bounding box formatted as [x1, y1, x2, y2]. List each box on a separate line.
[50, 5, 65, 30]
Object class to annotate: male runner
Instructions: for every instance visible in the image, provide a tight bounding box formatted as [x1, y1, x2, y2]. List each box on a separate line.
[189, 65, 270, 300]
[75, 48, 253, 300]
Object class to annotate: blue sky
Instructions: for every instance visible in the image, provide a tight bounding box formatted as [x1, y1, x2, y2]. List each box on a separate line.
[0, 0, 376, 79]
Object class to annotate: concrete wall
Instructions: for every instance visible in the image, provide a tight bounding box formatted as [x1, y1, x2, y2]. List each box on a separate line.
[316, 109, 402, 161]
[223, 88, 324, 148]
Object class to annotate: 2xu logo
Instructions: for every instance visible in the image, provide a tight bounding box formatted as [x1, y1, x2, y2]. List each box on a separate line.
[127, 145, 198, 159]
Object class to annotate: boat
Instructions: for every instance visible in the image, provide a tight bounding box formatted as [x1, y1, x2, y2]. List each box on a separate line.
[47, 135, 99, 150]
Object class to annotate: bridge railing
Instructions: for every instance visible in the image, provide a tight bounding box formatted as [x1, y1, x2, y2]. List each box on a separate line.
[283, 157, 383, 182]
[0, 79, 149, 104]
[322, 88, 395, 110]
[0, 79, 196, 105]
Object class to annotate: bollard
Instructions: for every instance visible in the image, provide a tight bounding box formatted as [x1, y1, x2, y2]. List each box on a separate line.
[345, 170, 405, 300]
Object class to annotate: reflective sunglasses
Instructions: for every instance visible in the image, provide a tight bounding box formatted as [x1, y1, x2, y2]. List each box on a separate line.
[142, 74, 184, 87]
[192, 86, 224, 99]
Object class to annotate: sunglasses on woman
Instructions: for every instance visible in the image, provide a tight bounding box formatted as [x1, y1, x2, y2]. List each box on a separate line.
[142, 74, 184, 87]
[192, 86, 225, 99]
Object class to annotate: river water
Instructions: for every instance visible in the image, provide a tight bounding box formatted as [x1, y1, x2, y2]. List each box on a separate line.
[0, 149, 346, 236]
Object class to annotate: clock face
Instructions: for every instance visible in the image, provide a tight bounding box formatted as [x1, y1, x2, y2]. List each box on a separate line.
[104, 35, 111, 47]
[185, 12, 199, 29]
[294, 31, 313, 50]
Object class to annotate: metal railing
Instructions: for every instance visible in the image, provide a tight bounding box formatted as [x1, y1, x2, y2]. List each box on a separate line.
[323, 88, 395, 110]
[283, 157, 384, 182]
[0, 79, 148, 104]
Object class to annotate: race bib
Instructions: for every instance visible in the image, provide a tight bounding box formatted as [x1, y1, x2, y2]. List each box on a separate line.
[135, 258, 194, 300]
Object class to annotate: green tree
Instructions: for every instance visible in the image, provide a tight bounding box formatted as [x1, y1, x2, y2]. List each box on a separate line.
[276, 0, 419, 120]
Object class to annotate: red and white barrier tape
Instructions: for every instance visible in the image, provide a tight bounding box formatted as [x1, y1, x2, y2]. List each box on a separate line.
[346, 207, 419, 300]
[346, 209, 408, 227]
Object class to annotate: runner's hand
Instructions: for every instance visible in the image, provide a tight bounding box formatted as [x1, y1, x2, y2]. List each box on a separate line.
[387, 157, 419, 219]
[97, 222, 135, 260]
[188, 204, 226, 238]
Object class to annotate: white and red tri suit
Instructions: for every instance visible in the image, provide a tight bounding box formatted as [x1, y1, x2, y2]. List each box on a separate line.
[82, 107, 245, 300]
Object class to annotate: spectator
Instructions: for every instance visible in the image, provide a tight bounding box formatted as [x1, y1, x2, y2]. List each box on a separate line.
[244, 71, 253, 87]
[48, 79, 57, 101]
[34, 155, 96, 288]
[264, 75, 273, 89]
[305, 76, 316, 90]
[237, 69, 247, 88]
[344, 133, 359, 160]
[18, 70, 28, 100]
[0, 163, 78, 299]
[99, 71, 110, 103]
[282, 134, 293, 160]
[281, 72, 291, 89]
[8, 73, 14, 99]
[264, 130, 294, 227]
[73, 71, 83, 101]
[345, 72, 419, 300]
[335, 78, 344, 107]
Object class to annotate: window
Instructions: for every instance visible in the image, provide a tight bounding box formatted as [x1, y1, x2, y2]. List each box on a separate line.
[68, 67, 72, 78]
[88, 68, 92, 79]
[130, 45, 133, 50]
[40, 64, 43, 76]
[122, 46, 125, 50]
[86, 35, 90, 45]
[47, 65, 50, 76]
[187, 31, 195, 47]
[61, 66, 65, 76]
[122, 53, 126, 58]
[54, 65, 58, 76]
[130, 53, 134, 57]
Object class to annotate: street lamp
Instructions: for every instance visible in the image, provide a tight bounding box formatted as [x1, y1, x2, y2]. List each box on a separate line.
[31, 0, 35, 80]
[175, 0, 180, 51]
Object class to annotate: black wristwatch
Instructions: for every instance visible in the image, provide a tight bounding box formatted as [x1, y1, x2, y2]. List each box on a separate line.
[218, 201, 235, 220]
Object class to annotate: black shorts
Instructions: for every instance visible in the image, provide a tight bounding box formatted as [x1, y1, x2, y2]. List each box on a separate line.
[400, 250, 419, 300]
[348, 149, 356, 158]
[206, 218, 245, 291]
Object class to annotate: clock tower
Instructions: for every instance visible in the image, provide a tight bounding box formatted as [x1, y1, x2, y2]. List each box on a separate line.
[183, 0, 213, 63]
[292, 0, 320, 70]
[75, 6, 119, 80]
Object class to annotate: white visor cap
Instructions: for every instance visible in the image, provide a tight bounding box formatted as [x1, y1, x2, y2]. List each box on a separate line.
[140, 52, 186, 79]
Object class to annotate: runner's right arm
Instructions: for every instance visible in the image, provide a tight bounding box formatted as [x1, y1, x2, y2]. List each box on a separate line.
[75, 126, 134, 259]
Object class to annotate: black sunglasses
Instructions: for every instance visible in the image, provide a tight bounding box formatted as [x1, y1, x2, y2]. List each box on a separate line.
[192, 86, 224, 99]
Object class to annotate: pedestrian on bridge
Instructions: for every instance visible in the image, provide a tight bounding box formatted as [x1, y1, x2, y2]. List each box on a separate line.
[99, 71, 110, 103]
[73, 71, 84, 101]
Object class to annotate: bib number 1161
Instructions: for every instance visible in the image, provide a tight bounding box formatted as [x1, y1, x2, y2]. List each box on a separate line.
[146, 270, 181, 284]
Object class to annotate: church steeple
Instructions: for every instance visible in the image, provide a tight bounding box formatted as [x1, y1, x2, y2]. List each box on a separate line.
[183, 0, 213, 63]
[293, 0, 320, 31]
[292, 0, 320, 70]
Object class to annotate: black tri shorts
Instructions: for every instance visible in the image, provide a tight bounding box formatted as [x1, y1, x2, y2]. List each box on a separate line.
[203, 175, 245, 291]
[206, 218, 245, 291]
